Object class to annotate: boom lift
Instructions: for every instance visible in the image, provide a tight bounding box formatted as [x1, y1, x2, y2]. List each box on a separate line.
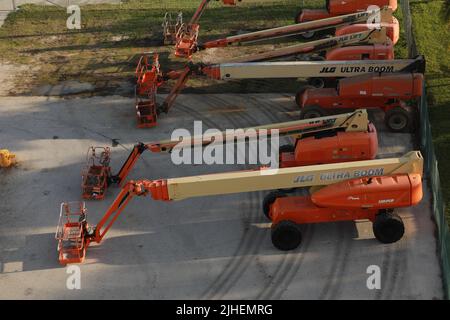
[81, 147, 111, 200]
[56, 151, 424, 264]
[175, 6, 398, 58]
[81, 110, 378, 200]
[297, 72, 424, 132]
[134, 49, 423, 127]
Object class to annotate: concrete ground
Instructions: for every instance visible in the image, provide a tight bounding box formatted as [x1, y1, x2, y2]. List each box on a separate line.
[0, 93, 444, 299]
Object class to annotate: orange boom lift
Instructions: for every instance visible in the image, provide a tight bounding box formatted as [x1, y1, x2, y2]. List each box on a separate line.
[297, 72, 424, 132]
[174, 6, 398, 59]
[80, 109, 377, 200]
[134, 49, 423, 127]
[56, 151, 424, 264]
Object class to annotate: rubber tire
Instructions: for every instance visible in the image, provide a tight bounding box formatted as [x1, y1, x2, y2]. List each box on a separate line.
[263, 191, 287, 221]
[373, 210, 405, 244]
[385, 107, 412, 133]
[271, 220, 302, 251]
[300, 105, 328, 119]
[307, 77, 326, 88]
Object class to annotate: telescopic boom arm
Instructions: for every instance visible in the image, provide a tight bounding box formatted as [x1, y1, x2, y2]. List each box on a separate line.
[175, 7, 391, 58]
[111, 109, 371, 185]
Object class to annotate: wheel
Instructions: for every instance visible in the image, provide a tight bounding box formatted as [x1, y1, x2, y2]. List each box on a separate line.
[295, 86, 313, 107]
[271, 220, 302, 251]
[294, 11, 315, 38]
[300, 31, 315, 39]
[385, 107, 412, 133]
[307, 77, 325, 88]
[300, 105, 328, 119]
[263, 191, 287, 220]
[373, 210, 405, 244]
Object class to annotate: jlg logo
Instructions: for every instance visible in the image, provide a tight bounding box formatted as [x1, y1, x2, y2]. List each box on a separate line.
[319, 67, 336, 74]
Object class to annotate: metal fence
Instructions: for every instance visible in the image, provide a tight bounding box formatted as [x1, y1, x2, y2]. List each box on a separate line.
[419, 87, 450, 299]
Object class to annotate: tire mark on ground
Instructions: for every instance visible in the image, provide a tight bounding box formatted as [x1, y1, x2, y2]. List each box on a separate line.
[177, 98, 269, 299]
[317, 223, 347, 300]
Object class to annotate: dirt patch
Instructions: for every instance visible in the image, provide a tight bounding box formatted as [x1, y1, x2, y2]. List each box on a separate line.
[0, 63, 30, 96]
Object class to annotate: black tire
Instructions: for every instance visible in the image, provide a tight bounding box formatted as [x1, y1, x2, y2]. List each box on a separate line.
[300, 105, 328, 119]
[307, 77, 326, 88]
[373, 210, 405, 244]
[294, 11, 315, 38]
[263, 191, 287, 220]
[385, 107, 412, 133]
[271, 220, 302, 251]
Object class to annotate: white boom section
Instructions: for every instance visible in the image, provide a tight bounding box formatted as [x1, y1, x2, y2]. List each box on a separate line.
[167, 151, 424, 200]
[215, 58, 422, 79]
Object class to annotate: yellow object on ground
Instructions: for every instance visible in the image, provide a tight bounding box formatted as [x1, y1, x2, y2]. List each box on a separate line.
[0, 149, 16, 167]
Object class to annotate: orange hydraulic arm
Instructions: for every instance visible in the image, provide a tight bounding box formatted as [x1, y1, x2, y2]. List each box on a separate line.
[190, 0, 239, 25]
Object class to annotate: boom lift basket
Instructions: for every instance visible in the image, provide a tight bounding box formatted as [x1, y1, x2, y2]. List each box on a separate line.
[55, 202, 88, 265]
[135, 53, 160, 128]
[136, 93, 158, 128]
[81, 147, 111, 200]
[162, 12, 183, 45]
[175, 23, 200, 59]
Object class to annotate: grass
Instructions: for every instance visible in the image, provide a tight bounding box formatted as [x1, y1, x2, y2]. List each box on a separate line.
[0, 0, 316, 95]
[410, 0, 450, 220]
[0, 0, 409, 96]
